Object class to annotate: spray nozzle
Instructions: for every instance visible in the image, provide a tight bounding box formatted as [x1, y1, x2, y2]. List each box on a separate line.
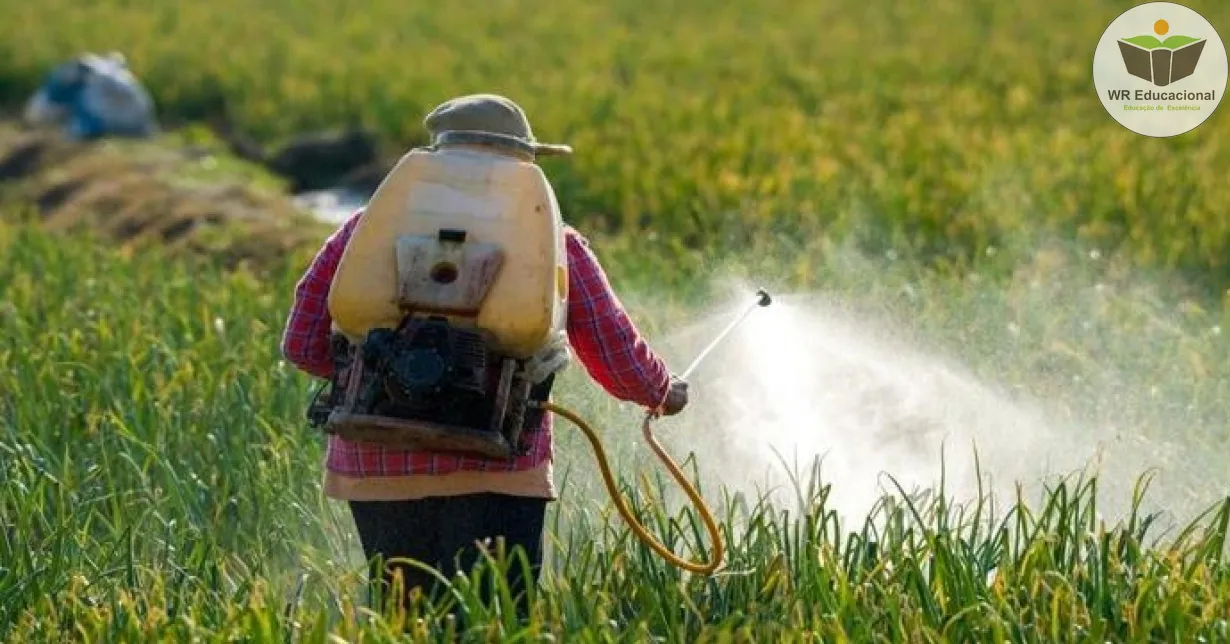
[756, 289, 772, 307]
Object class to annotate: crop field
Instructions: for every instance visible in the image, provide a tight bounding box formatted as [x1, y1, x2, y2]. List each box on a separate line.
[4, 218, 1230, 642]
[3, 0, 1230, 641]
[3, 0, 1230, 293]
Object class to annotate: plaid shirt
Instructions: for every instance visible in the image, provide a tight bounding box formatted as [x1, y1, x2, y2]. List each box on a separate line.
[281, 208, 672, 477]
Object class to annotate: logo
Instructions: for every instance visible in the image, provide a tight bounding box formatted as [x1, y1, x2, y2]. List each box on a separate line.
[1093, 2, 1227, 138]
[1118, 20, 1206, 86]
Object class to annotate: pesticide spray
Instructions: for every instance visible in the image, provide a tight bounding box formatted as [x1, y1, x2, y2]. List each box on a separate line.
[658, 291, 1054, 522]
[640, 272, 1230, 534]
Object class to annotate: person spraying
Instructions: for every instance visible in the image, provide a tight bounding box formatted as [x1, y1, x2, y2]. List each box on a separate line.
[280, 93, 688, 619]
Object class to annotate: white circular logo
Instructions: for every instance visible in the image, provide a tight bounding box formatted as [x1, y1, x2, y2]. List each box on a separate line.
[1093, 2, 1227, 138]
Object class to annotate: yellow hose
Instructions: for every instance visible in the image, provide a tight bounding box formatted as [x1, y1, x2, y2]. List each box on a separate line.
[535, 401, 724, 575]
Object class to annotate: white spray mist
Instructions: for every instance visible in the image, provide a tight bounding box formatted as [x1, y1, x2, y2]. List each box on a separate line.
[645, 272, 1229, 531]
[656, 288, 1060, 522]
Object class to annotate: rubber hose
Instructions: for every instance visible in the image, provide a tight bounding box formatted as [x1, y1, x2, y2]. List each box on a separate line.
[536, 401, 724, 575]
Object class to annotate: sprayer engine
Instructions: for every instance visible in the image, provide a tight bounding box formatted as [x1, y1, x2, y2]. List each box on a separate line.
[360, 317, 491, 427]
[310, 314, 547, 459]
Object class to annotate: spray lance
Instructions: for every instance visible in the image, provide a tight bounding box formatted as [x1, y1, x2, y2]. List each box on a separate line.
[536, 288, 773, 575]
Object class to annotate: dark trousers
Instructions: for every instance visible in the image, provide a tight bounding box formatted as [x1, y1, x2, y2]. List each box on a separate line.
[348, 493, 548, 621]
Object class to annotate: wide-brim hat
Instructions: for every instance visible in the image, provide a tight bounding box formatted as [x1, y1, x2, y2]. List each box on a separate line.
[423, 93, 572, 159]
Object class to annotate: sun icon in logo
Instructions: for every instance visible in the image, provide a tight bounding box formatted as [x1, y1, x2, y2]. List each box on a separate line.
[1155, 19, 1169, 36]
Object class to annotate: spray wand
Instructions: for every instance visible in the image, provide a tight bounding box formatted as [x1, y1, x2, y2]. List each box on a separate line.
[537, 288, 773, 575]
[678, 288, 773, 381]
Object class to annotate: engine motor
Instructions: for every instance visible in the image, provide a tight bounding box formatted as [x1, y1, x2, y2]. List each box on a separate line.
[358, 317, 492, 428]
[310, 314, 547, 459]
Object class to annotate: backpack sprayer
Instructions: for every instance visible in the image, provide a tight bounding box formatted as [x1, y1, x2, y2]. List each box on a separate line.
[308, 134, 772, 576]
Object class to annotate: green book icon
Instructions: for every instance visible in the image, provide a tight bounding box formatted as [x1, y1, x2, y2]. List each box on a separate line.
[1117, 34, 1207, 86]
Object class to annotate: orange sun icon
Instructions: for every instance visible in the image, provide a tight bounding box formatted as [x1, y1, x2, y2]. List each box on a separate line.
[1154, 19, 1169, 36]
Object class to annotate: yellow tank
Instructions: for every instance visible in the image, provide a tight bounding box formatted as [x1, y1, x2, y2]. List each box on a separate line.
[328, 146, 568, 358]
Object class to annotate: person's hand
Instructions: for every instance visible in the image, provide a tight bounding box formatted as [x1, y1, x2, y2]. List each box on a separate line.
[658, 375, 689, 416]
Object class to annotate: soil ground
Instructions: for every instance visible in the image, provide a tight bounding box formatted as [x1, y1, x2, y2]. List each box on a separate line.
[0, 120, 334, 273]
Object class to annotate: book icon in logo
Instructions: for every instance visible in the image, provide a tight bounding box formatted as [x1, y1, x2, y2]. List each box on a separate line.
[1118, 19, 1207, 86]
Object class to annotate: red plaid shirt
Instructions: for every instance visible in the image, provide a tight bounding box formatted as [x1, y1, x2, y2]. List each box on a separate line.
[281, 208, 672, 477]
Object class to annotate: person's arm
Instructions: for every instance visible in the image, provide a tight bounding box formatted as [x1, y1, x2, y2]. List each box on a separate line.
[280, 209, 363, 379]
[564, 228, 673, 410]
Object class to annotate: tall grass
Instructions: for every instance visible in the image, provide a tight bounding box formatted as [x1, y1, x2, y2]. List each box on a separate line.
[1, 0, 1229, 295]
[3, 219, 1229, 642]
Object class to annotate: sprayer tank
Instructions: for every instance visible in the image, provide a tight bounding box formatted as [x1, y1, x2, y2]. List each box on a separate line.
[327, 147, 568, 358]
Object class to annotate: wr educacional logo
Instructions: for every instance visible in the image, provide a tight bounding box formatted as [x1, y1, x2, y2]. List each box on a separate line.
[1114, 19, 1207, 89]
[1093, 2, 1227, 138]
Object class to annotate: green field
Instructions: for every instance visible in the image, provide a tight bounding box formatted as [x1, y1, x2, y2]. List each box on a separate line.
[2, 0, 1230, 294]
[4, 218, 1230, 642]
[3, 0, 1230, 641]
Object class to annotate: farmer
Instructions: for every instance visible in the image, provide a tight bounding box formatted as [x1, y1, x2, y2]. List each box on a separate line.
[280, 93, 688, 619]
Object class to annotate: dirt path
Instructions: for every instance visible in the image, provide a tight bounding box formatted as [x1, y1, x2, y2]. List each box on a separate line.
[0, 121, 335, 272]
